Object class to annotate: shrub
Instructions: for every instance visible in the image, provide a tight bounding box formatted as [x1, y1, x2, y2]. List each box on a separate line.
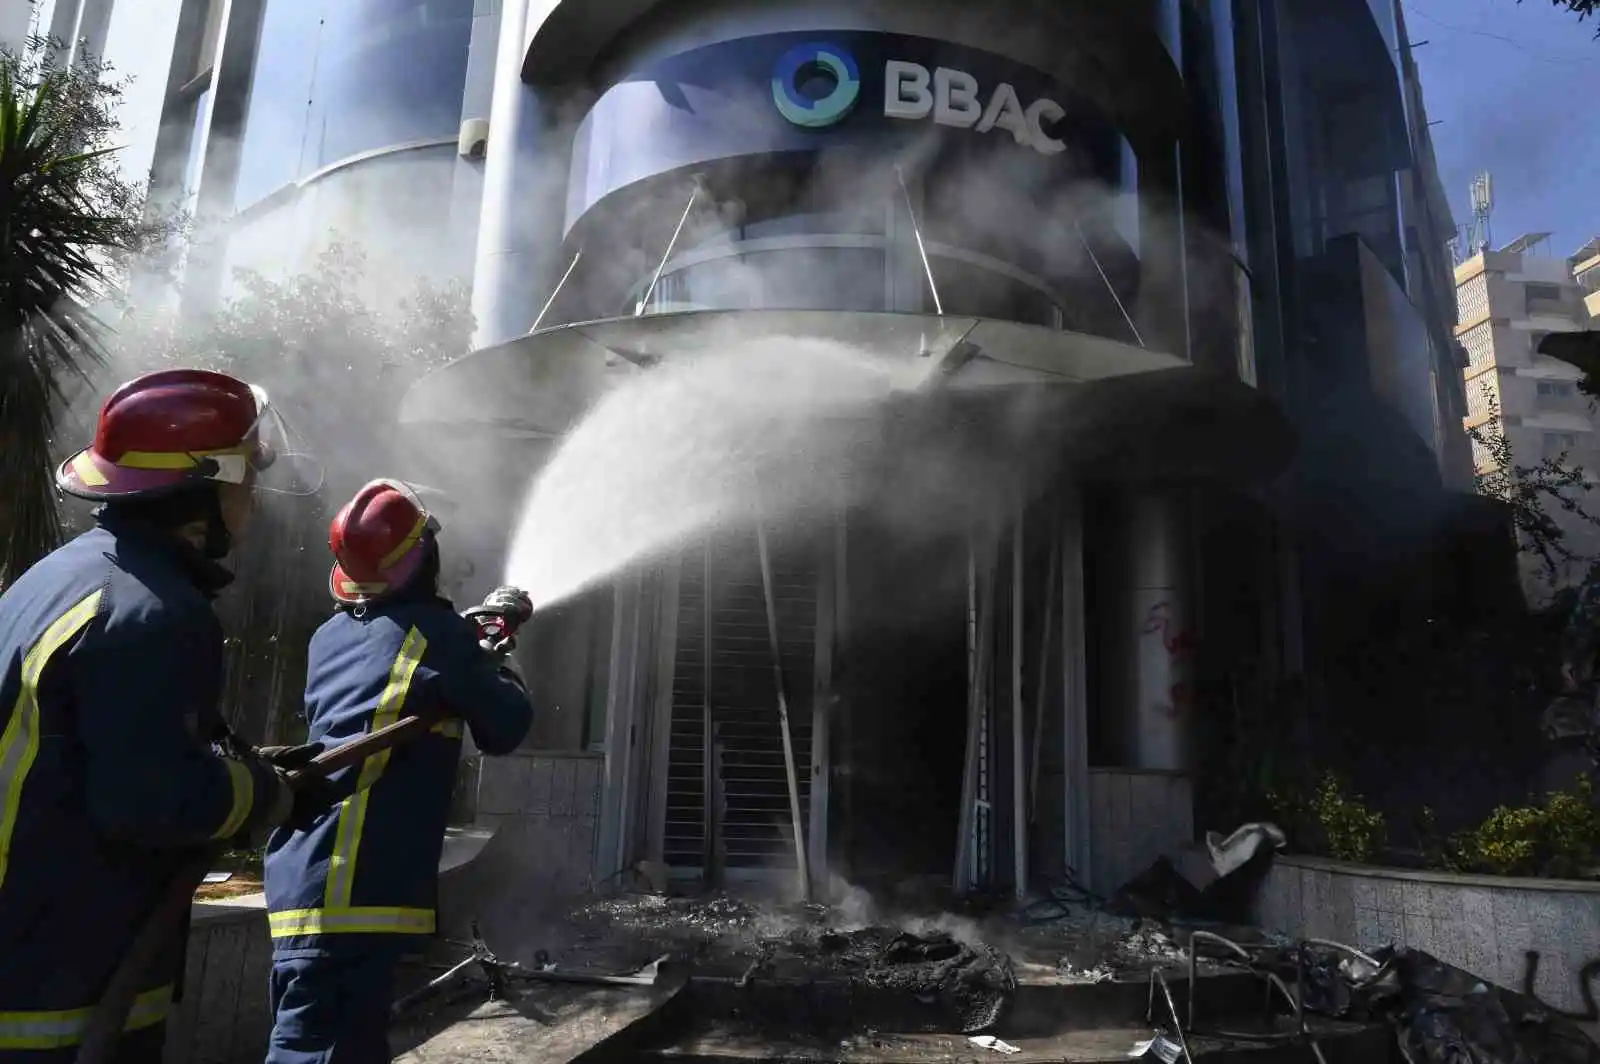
[1448, 776, 1600, 878]
[1309, 774, 1388, 863]
[1266, 771, 1387, 863]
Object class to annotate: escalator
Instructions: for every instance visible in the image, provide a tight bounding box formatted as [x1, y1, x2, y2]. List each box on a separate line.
[661, 527, 820, 880]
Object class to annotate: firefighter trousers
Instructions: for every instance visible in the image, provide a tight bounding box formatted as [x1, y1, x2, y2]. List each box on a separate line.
[265, 947, 400, 1064]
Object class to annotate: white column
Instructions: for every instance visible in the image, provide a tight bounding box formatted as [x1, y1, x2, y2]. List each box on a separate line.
[471, 0, 571, 349]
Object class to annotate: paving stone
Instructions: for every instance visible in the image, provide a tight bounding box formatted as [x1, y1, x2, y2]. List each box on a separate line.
[1355, 906, 1383, 950]
[1492, 891, 1533, 992]
[1375, 880, 1403, 915]
[1402, 881, 1430, 917]
[1329, 876, 1358, 942]
[1375, 909, 1404, 948]
[1432, 917, 1470, 971]
[1404, 913, 1437, 957]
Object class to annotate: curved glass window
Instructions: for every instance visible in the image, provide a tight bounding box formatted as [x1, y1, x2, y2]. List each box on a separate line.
[927, 256, 1063, 330]
[645, 248, 889, 314]
[302, 0, 473, 172]
[233, 0, 472, 210]
[591, 144, 1170, 344]
[234, 0, 326, 208]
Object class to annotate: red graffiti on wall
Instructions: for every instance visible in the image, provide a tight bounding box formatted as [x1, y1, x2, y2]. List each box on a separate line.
[1141, 601, 1199, 719]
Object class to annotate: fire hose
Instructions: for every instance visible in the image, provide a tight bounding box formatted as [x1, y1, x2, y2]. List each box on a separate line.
[75, 590, 533, 1064]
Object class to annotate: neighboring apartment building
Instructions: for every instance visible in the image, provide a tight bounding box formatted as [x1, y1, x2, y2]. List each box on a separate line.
[1457, 233, 1600, 591]
[1575, 237, 1600, 320]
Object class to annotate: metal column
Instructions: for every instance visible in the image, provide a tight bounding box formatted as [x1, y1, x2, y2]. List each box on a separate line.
[1059, 491, 1091, 883]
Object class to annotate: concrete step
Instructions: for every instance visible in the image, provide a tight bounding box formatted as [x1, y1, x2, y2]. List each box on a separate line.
[633, 1016, 1394, 1064]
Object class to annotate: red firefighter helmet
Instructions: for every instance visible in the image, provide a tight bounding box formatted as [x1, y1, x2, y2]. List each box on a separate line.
[327, 479, 442, 604]
[55, 368, 278, 501]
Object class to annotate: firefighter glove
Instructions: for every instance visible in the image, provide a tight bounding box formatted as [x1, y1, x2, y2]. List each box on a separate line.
[481, 585, 533, 624]
[468, 586, 533, 654]
[253, 742, 324, 771]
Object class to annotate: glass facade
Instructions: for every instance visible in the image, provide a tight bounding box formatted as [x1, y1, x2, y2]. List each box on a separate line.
[233, 0, 473, 210]
[608, 137, 1149, 343]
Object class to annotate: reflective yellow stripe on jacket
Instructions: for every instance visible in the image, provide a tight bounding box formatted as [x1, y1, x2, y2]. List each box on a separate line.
[268, 906, 436, 937]
[272, 627, 430, 939]
[211, 759, 256, 840]
[0, 985, 171, 1050]
[0, 591, 102, 893]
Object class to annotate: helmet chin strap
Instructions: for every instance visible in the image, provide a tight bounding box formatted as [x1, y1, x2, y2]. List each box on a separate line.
[202, 488, 232, 560]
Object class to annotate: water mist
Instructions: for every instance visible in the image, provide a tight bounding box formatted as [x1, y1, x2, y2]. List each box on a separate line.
[503, 335, 927, 609]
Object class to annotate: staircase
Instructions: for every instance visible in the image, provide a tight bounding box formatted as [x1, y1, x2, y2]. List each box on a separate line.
[662, 530, 819, 881]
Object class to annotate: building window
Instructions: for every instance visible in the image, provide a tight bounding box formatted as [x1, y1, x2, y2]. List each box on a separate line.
[1537, 380, 1576, 400]
[1544, 432, 1579, 460]
[1455, 274, 1489, 326]
[1526, 282, 1564, 304]
[1472, 437, 1496, 471]
[234, 0, 474, 210]
[1466, 378, 1498, 419]
[1460, 322, 1494, 369]
[1529, 330, 1550, 356]
[645, 246, 890, 314]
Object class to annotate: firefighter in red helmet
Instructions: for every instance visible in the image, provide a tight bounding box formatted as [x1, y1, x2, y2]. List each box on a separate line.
[0, 369, 305, 1062]
[263, 479, 533, 1064]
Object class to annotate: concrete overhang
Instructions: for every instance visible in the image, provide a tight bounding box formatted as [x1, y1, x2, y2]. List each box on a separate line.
[399, 308, 1294, 485]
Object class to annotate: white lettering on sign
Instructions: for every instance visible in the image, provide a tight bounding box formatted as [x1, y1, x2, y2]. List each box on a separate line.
[883, 59, 1066, 156]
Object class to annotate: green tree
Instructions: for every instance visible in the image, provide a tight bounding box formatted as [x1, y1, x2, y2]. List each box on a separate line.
[1520, 0, 1600, 32]
[83, 242, 473, 739]
[1467, 383, 1600, 587]
[0, 38, 171, 585]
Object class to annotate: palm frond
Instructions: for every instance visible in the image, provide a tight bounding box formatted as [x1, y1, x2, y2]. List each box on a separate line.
[0, 45, 146, 583]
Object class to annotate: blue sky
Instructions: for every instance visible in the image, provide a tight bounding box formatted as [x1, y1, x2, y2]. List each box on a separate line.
[1406, 0, 1600, 258]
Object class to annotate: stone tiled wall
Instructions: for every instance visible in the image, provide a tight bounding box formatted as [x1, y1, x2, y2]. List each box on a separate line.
[1085, 768, 1193, 895]
[450, 751, 605, 942]
[1253, 855, 1600, 1013]
[168, 827, 522, 1064]
[166, 898, 273, 1064]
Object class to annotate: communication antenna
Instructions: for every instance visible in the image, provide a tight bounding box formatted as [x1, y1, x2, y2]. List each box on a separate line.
[1469, 171, 1494, 254]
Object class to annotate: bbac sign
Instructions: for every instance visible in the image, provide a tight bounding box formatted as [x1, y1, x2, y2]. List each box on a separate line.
[771, 41, 1068, 156]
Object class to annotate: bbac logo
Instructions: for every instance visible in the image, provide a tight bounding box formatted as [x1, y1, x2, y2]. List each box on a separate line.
[771, 42, 861, 128]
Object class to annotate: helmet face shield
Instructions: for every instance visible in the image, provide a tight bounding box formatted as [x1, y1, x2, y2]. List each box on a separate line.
[238, 385, 325, 497]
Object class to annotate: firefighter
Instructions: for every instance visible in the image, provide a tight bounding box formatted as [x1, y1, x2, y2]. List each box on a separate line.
[0, 368, 301, 1062]
[263, 479, 534, 1064]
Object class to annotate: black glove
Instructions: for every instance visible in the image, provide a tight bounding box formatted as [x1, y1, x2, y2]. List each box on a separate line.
[250, 744, 342, 832]
[253, 743, 325, 771]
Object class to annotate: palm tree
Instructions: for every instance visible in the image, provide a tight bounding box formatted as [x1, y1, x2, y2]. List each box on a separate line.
[0, 43, 150, 585]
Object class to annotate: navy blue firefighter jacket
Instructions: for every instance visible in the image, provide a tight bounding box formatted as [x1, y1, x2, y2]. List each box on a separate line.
[263, 592, 532, 951]
[0, 512, 282, 1056]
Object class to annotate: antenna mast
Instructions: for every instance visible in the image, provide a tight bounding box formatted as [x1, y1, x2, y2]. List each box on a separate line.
[1468, 171, 1494, 255]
